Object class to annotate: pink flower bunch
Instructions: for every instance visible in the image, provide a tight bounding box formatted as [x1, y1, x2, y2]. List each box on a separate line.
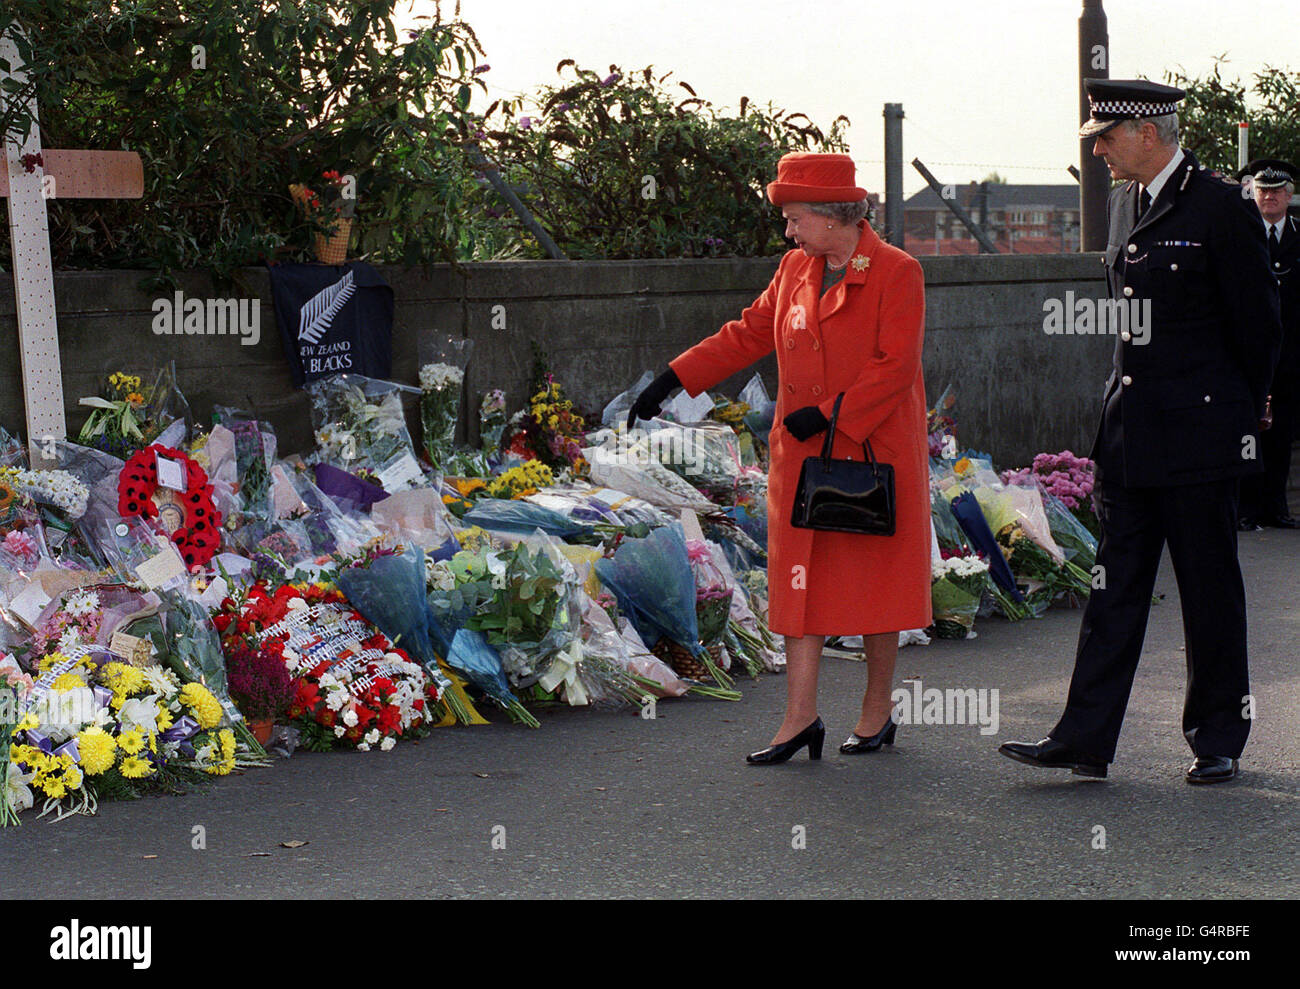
[1003, 451, 1096, 509]
[3, 529, 37, 562]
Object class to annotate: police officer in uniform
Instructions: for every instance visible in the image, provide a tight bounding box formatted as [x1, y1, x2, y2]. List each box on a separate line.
[1238, 159, 1300, 529]
[1000, 80, 1283, 784]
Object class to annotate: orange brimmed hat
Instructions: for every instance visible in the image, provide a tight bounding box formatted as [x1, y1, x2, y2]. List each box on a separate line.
[766, 153, 867, 205]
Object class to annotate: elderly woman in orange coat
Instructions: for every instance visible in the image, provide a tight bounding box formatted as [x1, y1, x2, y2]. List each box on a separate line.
[629, 152, 931, 764]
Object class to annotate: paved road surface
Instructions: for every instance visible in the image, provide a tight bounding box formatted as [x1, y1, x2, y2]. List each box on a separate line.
[4, 531, 1297, 898]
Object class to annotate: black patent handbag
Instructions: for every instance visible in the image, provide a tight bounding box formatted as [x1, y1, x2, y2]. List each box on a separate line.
[790, 392, 896, 535]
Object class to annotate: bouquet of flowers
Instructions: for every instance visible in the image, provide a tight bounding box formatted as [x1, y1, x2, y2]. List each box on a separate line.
[594, 523, 739, 699]
[308, 375, 424, 493]
[2, 467, 89, 521]
[929, 552, 991, 639]
[6, 646, 247, 821]
[336, 544, 480, 725]
[1002, 450, 1100, 538]
[502, 372, 590, 474]
[462, 538, 581, 689]
[419, 335, 472, 473]
[686, 538, 735, 684]
[76, 365, 190, 461]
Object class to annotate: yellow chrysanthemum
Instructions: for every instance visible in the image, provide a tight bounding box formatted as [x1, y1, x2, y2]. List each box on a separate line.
[180, 682, 222, 730]
[77, 726, 118, 776]
[62, 765, 83, 791]
[36, 775, 67, 799]
[51, 672, 87, 691]
[154, 706, 174, 732]
[38, 651, 72, 674]
[116, 728, 145, 755]
[15, 712, 38, 733]
[119, 755, 155, 779]
[100, 662, 146, 703]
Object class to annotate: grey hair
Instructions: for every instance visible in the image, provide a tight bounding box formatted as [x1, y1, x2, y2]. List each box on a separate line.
[1124, 112, 1179, 146]
[803, 200, 872, 225]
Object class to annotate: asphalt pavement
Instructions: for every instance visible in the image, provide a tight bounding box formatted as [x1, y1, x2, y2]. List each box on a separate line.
[4, 529, 1297, 899]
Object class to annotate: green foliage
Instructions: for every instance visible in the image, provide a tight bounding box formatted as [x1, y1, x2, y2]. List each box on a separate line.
[0, 0, 496, 281]
[1166, 59, 1300, 173]
[473, 62, 852, 259]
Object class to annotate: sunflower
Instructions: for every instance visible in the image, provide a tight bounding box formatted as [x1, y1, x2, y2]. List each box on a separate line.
[0, 475, 15, 512]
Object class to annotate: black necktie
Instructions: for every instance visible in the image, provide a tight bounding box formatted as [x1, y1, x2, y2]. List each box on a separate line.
[1269, 226, 1280, 253]
[1138, 188, 1152, 219]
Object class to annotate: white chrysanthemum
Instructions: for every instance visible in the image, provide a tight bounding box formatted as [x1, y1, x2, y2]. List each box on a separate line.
[363, 728, 380, 745]
[63, 590, 101, 617]
[419, 362, 464, 391]
[356, 742, 370, 751]
[380, 736, 396, 752]
[334, 725, 346, 737]
[342, 709, 358, 727]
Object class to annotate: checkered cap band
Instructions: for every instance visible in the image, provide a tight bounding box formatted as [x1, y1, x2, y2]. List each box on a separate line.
[1088, 97, 1179, 118]
[1256, 167, 1292, 183]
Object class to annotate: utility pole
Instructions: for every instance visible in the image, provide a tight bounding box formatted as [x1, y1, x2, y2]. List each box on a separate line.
[884, 103, 905, 248]
[1078, 0, 1109, 251]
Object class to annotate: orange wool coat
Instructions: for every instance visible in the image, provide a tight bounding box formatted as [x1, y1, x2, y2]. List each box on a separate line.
[670, 221, 932, 637]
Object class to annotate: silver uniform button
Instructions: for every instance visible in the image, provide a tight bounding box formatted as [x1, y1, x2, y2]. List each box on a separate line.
[1276, 261, 1283, 269]
[1204, 395, 1211, 403]
[1121, 375, 1133, 385]
[1121, 331, 1132, 341]
[1170, 263, 1178, 271]
[1128, 243, 1137, 254]
[1123, 286, 1134, 297]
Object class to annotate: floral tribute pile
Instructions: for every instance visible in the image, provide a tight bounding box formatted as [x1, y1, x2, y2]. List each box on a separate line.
[1, 350, 1105, 827]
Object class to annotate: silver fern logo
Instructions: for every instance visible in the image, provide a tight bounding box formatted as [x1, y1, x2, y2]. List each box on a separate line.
[298, 270, 356, 344]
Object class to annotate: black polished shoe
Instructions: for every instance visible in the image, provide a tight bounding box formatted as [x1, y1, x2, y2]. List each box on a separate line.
[998, 737, 1108, 778]
[747, 717, 825, 764]
[1261, 514, 1299, 529]
[1238, 516, 1263, 532]
[1186, 756, 1239, 785]
[840, 716, 897, 754]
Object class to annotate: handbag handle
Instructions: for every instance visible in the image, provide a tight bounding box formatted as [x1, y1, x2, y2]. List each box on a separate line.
[820, 392, 879, 467]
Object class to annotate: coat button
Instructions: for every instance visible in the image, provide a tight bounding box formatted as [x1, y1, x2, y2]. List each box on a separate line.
[786, 383, 795, 394]
[1123, 286, 1134, 297]
[812, 385, 823, 396]
[1276, 261, 1283, 269]
[1121, 331, 1131, 341]
[1128, 243, 1137, 253]
[786, 338, 795, 349]
[1170, 262, 1178, 271]
[1204, 395, 1211, 403]
[1121, 375, 1132, 385]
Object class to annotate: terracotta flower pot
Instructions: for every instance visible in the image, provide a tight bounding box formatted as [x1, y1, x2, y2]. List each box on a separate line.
[248, 718, 274, 745]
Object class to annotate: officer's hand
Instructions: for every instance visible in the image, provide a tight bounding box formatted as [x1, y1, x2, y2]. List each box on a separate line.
[626, 367, 681, 431]
[783, 405, 830, 441]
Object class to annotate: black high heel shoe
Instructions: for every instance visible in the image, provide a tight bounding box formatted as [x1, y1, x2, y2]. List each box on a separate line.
[747, 717, 825, 764]
[839, 716, 897, 754]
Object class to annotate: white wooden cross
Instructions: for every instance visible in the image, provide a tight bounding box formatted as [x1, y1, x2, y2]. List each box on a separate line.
[2, 24, 143, 465]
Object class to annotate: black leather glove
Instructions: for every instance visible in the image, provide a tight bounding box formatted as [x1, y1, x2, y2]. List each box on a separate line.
[783, 405, 830, 441]
[626, 367, 681, 430]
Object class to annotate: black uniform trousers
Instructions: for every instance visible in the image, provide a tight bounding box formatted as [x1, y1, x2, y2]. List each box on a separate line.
[1050, 477, 1250, 763]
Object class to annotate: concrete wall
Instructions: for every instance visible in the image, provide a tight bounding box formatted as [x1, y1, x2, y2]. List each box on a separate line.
[1, 254, 1131, 470]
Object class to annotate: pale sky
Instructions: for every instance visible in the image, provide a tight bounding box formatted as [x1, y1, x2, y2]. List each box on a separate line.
[402, 0, 1298, 197]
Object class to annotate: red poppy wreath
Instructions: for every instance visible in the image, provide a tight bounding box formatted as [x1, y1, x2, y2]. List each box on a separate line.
[118, 444, 223, 568]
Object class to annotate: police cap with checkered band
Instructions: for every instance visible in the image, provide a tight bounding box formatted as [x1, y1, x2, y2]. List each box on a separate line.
[1079, 79, 1185, 138]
